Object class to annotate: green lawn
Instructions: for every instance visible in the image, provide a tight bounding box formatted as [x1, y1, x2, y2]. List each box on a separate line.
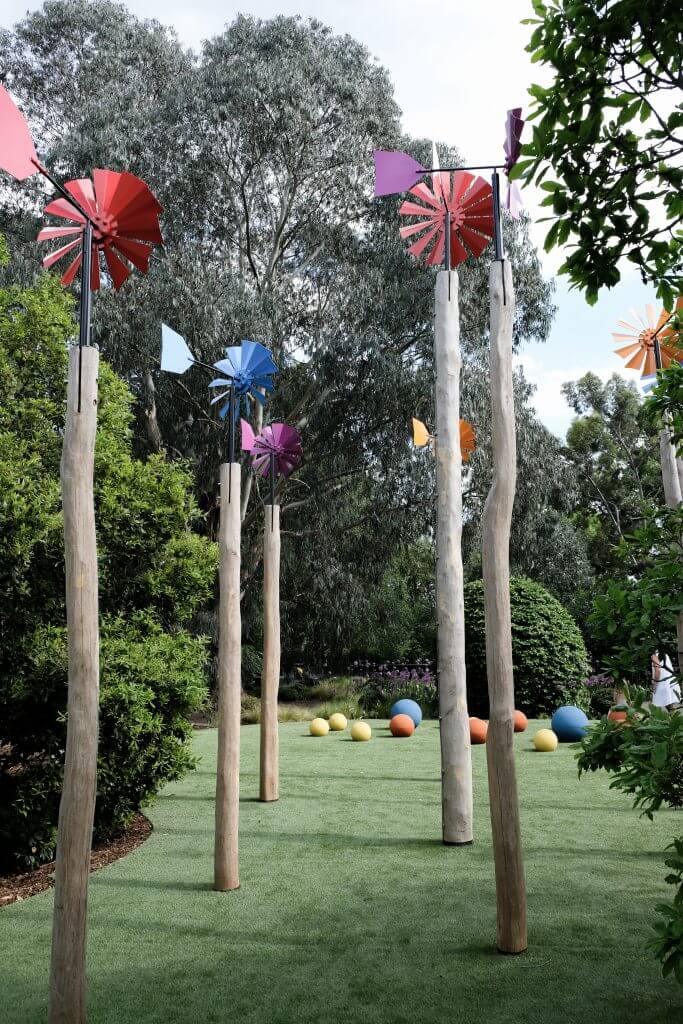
[2, 720, 682, 1023]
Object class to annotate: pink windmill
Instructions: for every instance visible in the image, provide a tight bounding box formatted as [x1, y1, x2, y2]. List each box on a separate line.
[374, 107, 525, 284]
[241, 420, 303, 528]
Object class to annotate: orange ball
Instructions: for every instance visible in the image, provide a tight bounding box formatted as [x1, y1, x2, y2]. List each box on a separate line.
[390, 713, 415, 737]
[608, 709, 628, 723]
[469, 717, 488, 744]
[513, 710, 528, 733]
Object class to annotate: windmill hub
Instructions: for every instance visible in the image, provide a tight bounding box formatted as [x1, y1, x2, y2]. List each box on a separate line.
[639, 328, 655, 349]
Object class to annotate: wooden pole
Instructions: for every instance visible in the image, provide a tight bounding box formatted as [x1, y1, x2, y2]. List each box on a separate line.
[482, 260, 527, 955]
[49, 346, 100, 1024]
[659, 428, 683, 671]
[434, 269, 473, 845]
[214, 462, 241, 891]
[260, 504, 280, 802]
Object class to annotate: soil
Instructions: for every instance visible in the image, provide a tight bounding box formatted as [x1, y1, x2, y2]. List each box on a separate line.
[0, 812, 152, 908]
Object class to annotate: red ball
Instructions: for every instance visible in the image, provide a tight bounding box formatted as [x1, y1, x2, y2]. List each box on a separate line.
[513, 710, 528, 733]
[390, 713, 415, 737]
[469, 717, 488, 744]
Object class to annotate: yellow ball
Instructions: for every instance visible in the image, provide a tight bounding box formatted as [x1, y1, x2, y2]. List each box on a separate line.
[351, 721, 372, 742]
[310, 717, 330, 737]
[328, 712, 348, 731]
[533, 728, 558, 752]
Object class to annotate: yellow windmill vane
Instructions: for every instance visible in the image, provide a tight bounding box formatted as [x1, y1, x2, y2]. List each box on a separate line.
[612, 299, 683, 378]
[411, 417, 476, 462]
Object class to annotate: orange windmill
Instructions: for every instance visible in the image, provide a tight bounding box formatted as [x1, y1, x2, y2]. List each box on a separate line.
[411, 416, 476, 462]
[613, 300, 683, 378]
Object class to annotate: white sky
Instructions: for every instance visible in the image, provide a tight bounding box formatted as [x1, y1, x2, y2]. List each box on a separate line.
[2, 0, 654, 437]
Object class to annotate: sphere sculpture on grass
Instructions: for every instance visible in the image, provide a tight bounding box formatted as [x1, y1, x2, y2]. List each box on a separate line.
[607, 708, 628, 723]
[328, 713, 347, 731]
[390, 714, 415, 737]
[469, 717, 488, 744]
[310, 717, 330, 737]
[513, 710, 528, 732]
[351, 721, 372, 741]
[533, 728, 558, 752]
[390, 698, 422, 727]
[551, 705, 589, 742]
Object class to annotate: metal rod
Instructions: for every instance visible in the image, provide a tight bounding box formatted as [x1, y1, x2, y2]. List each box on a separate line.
[77, 221, 93, 413]
[444, 209, 451, 273]
[422, 164, 503, 173]
[270, 453, 275, 532]
[491, 170, 506, 306]
[654, 335, 663, 371]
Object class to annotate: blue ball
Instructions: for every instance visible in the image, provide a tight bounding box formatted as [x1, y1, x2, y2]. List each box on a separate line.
[390, 698, 422, 727]
[551, 705, 589, 742]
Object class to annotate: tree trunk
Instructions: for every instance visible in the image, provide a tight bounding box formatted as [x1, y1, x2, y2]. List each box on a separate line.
[214, 463, 241, 891]
[434, 269, 473, 845]
[143, 369, 164, 453]
[482, 260, 527, 955]
[49, 347, 100, 1024]
[260, 504, 280, 802]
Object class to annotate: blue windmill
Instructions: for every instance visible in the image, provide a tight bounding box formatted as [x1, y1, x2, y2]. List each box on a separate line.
[160, 325, 278, 466]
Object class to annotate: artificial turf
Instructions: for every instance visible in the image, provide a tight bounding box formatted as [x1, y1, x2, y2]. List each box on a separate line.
[1, 720, 682, 1023]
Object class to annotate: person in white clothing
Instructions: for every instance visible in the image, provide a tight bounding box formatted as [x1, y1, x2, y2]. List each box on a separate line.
[651, 651, 682, 710]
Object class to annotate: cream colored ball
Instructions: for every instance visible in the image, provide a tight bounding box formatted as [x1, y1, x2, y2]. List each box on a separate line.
[533, 728, 558, 752]
[328, 712, 348, 731]
[351, 721, 372, 742]
[310, 717, 330, 737]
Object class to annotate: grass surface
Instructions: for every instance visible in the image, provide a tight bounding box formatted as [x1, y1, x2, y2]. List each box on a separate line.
[2, 720, 682, 1023]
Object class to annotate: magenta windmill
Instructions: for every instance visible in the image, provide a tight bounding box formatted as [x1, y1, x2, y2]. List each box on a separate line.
[241, 420, 303, 528]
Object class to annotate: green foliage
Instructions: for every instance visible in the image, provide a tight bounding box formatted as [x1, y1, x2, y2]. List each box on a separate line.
[589, 506, 683, 685]
[650, 836, 683, 985]
[644, 361, 683, 456]
[577, 701, 683, 817]
[518, 0, 682, 303]
[358, 673, 439, 720]
[0, 266, 217, 870]
[464, 577, 588, 716]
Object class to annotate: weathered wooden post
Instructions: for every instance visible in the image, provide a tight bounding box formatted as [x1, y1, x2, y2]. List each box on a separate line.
[482, 258, 527, 954]
[49, 344, 100, 1024]
[434, 268, 473, 845]
[260, 503, 280, 802]
[214, 461, 242, 890]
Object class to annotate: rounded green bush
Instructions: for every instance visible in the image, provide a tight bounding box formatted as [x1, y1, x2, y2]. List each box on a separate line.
[464, 577, 588, 717]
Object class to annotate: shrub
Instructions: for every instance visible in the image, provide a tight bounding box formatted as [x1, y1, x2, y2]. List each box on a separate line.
[577, 700, 683, 817]
[464, 577, 588, 717]
[0, 270, 217, 871]
[650, 836, 683, 985]
[358, 665, 438, 719]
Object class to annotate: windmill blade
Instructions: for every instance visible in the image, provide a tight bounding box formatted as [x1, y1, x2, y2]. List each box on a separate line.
[407, 222, 440, 259]
[0, 83, 39, 181]
[37, 226, 83, 242]
[61, 252, 83, 287]
[239, 339, 277, 376]
[65, 178, 97, 217]
[161, 324, 195, 374]
[42, 238, 81, 269]
[104, 246, 131, 290]
[400, 219, 437, 240]
[111, 236, 152, 274]
[43, 196, 86, 223]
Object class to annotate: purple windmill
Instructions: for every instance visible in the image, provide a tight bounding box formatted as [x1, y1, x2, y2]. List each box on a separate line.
[241, 420, 303, 528]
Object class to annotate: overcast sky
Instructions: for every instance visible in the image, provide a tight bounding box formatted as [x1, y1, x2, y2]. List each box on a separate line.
[2, 0, 654, 437]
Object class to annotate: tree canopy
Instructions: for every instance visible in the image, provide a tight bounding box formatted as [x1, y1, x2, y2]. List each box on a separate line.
[516, 0, 682, 304]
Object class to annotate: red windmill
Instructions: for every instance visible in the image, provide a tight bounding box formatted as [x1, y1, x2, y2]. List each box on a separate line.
[0, 83, 162, 404]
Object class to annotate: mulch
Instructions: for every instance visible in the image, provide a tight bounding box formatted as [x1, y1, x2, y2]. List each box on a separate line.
[0, 813, 152, 908]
